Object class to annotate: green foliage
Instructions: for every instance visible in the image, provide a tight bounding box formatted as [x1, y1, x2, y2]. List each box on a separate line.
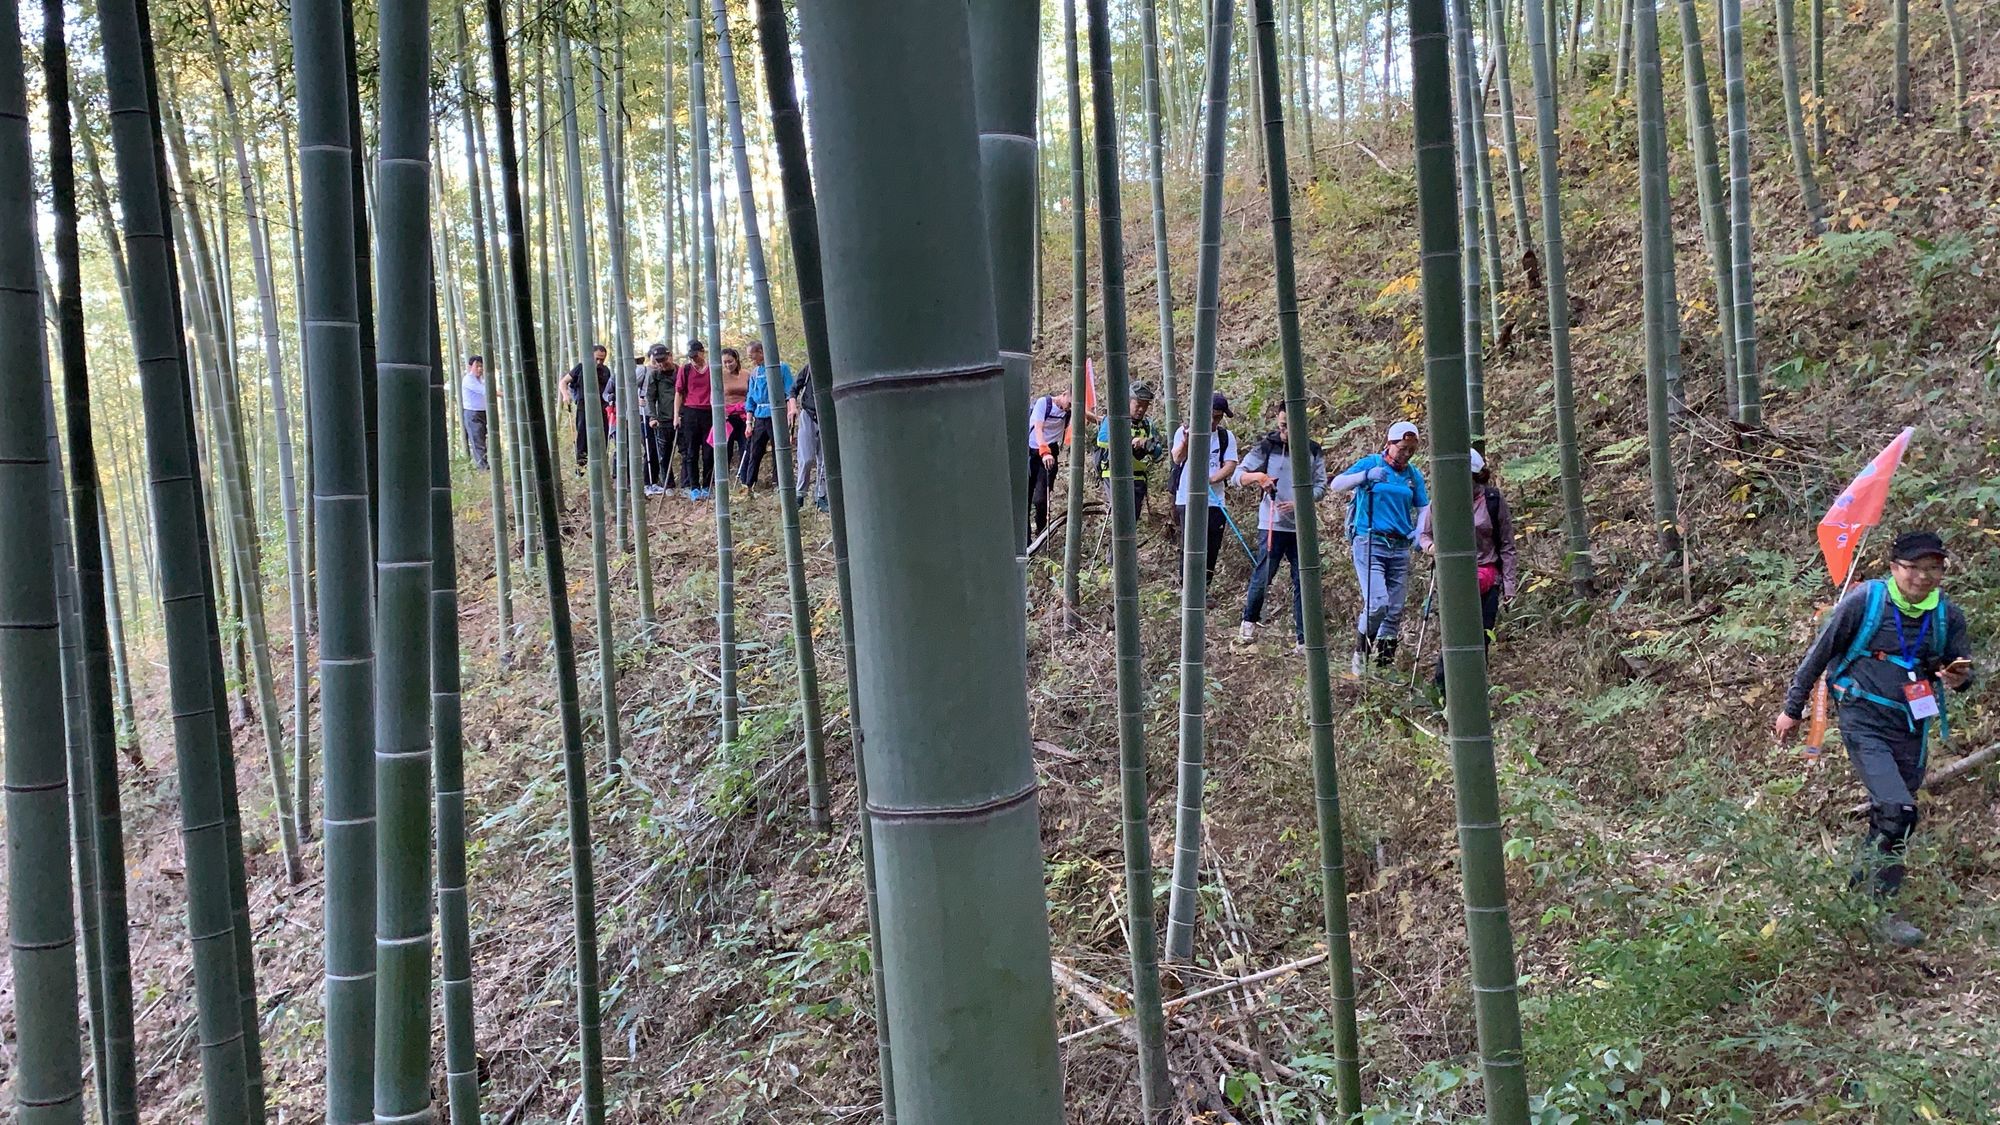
[1778, 230, 1896, 289]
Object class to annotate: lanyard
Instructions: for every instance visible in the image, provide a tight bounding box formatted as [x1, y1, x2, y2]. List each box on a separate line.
[1893, 607, 1933, 670]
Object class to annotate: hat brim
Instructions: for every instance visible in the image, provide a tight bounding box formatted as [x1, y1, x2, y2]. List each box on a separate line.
[1894, 547, 1949, 561]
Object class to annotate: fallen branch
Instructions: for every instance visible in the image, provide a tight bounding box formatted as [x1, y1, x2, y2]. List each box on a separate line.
[1846, 740, 1999, 814]
[1058, 952, 1328, 1045]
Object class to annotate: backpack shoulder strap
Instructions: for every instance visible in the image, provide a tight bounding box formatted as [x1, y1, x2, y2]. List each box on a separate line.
[1830, 579, 1889, 688]
[1484, 486, 1501, 533]
[1932, 593, 1951, 657]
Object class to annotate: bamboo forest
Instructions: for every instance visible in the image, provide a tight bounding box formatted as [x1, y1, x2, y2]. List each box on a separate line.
[5, 0, 2000, 1119]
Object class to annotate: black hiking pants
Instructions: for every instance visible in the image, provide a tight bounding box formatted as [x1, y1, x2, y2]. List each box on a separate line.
[739, 416, 774, 487]
[676, 411, 714, 489]
[1840, 701, 1927, 898]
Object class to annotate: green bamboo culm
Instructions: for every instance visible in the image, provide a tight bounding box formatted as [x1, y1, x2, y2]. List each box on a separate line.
[200, 0, 312, 857]
[1633, 0, 1684, 559]
[587, 0, 656, 624]
[1059, 0, 1090, 619]
[1718, 0, 1759, 428]
[1082, 0, 1173, 1112]
[1771, 0, 1824, 234]
[1891, 0, 1909, 119]
[689, 0, 739, 745]
[1940, 0, 1968, 140]
[1164, 0, 1237, 964]
[1675, 0, 1738, 412]
[967, 0, 1039, 580]
[1247, 0, 1364, 1113]
[1447, 0, 1488, 441]
[1, 17, 89, 1122]
[293, 0, 378, 1115]
[101, 0, 255, 1112]
[1137, 0, 1181, 438]
[428, 307, 481, 1125]
[752, 4, 897, 1112]
[710, 0, 829, 827]
[1485, 0, 1531, 258]
[43, 9, 142, 1118]
[453, 3, 514, 665]
[797, 0, 1066, 1117]
[1412, 0, 1531, 1115]
[555, 30, 624, 775]
[372, 0, 437, 1117]
[481, 1, 609, 1115]
[1522, 0, 1596, 596]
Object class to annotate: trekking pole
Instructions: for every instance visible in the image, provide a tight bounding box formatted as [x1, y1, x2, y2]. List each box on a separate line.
[1214, 490, 1257, 562]
[1409, 558, 1438, 690]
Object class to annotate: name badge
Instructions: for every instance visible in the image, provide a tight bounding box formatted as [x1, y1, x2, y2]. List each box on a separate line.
[1904, 679, 1940, 721]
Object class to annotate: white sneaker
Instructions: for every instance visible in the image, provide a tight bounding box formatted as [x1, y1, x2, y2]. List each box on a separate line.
[1348, 651, 1365, 678]
[1238, 621, 1256, 643]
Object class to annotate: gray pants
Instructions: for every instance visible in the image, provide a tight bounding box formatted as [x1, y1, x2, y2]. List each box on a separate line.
[462, 409, 489, 469]
[795, 412, 826, 504]
[1351, 536, 1413, 640]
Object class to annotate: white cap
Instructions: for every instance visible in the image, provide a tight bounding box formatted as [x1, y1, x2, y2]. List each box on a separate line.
[1468, 449, 1485, 474]
[1387, 421, 1420, 442]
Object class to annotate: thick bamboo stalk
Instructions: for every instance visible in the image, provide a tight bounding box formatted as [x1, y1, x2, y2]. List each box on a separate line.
[1083, 0, 1174, 1113]
[1524, 0, 1597, 595]
[1449, 0, 1489, 441]
[1772, 0, 1825, 233]
[1677, 0, 1739, 411]
[1138, 0, 1182, 443]
[1635, 0, 1684, 558]
[292, 0, 378, 1115]
[1060, 0, 1091, 618]
[752, 5, 896, 1113]
[1719, 0, 1759, 427]
[1165, 0, 1238, 965]
[1413, 0, 1531, 1115]
[482, 0, 609, 1117]
[796, 1, 1066, 1116]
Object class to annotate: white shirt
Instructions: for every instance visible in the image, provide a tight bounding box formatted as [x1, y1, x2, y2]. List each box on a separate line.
[461, 368, 487, 412]
[1173, 425, 1239, 506]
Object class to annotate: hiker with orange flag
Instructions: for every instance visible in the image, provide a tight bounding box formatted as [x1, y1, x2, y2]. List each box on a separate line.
[1772, 434, 1976, 948]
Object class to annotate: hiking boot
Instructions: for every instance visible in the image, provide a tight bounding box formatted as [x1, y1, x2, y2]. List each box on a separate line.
[1292, 642, 1306, 656]
[1238, 621, 1256, 644]
[1872, 914, 1925, 949]
[1349, 635, 1373, 679]
[1374, 638, 1401, 669]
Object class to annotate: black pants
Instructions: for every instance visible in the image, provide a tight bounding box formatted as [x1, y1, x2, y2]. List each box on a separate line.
[1840, 702, 1928, 897]
[1432, 584, 1503, 692]
[1174, 503, 1227, 587]
[1027, 452, 1059, 538]
[463, 409, 488, 469]
[725, 411, 749, 473]
[676, 411, 715, 489]
[1243, 529, 1302, 640]
[739, 416, 774, 486]
[644, 418, 673, 486]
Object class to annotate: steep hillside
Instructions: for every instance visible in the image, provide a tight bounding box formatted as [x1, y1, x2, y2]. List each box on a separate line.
[58, 5, 2000, 1123]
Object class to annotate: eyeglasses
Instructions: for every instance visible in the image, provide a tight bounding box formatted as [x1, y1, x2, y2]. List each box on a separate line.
[1892, 559, 1948, 578]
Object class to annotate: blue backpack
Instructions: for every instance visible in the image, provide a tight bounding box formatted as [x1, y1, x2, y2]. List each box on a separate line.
[1827, 579, 1951, 737]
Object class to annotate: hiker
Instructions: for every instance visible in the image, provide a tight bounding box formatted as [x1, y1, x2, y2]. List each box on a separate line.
[1095, 382, 1162, 519]
[1025, 389, 1073, 540]
[461, 354, 489, 470]
[1332, 420, 1429, 676]
[1234, 404, 1325, 648]
[673, 339, 714, 498]
[1775, 531, 1974, 947]
[1415, 449, 1517, 690]
[642, 343, 676, 495]
[721, 347, 750, 477]
[739, 342, 789, 491]
[789, 364, 827, 512]
[1171, 392, 1241, 587]
[559, 344, 613, 471]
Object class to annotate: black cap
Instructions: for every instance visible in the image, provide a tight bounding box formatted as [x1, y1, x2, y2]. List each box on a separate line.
[1211, 392, 1233, 417]
[1132, 382, 1155, 401]
[648, 343, 671, 360]
[687, 338, 706, 354]
[1891, 531, 1948, 562]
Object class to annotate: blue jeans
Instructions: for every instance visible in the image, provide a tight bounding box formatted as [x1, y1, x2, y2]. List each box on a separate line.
[1351, 536, 1412, 641]
[1243, 530, 1303, 640]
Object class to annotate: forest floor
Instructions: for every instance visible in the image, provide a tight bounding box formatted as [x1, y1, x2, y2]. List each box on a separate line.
[15, 4, 2000, 1123]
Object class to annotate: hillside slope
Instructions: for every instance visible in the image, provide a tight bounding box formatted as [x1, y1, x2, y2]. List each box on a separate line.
[41, 5, 2000, 1123]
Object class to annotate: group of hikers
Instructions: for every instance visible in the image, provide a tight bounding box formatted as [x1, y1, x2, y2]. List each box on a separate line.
[1028, 381, 1975, 950]
[463, 348, 1976, 950]
[457, 337, 827, 508]
[1030, 384, 1517, 683]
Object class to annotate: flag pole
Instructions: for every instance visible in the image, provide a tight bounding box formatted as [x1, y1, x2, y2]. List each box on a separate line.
[1805, 526, 1873, 755]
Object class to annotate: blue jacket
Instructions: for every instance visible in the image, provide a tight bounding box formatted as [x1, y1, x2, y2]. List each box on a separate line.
[1334, 453, 1428, 541]
[747, 363, 791, 420]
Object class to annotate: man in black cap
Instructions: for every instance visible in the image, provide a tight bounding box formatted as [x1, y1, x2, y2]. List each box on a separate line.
[1775, 530, 1975, 947]
[1095, 381, 1162, 519]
